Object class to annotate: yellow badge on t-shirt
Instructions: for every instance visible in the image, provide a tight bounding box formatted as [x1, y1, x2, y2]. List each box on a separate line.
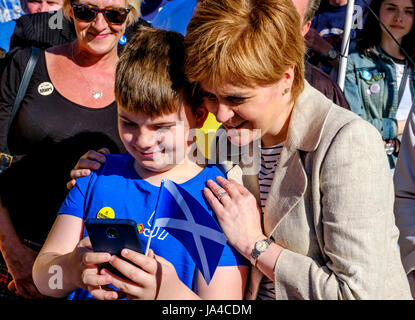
[37, 82, 54, 96]
[96, 207, 115, 219]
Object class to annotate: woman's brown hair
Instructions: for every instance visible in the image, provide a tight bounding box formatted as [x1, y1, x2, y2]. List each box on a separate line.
[115, 26, 202, 116]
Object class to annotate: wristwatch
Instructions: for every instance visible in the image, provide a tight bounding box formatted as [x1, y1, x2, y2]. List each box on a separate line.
[327, 48, 339, 60]
[250, 238, 273, 267]
[385, 139, 395, 156]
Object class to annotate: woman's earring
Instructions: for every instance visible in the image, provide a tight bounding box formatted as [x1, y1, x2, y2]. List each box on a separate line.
[283, 88, 290, 96]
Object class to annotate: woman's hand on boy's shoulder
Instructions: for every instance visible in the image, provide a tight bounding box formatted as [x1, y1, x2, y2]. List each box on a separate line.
[66, 148, 110, 190]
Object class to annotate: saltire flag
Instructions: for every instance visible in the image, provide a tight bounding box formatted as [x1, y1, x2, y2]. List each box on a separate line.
[152, 179, 228, 285]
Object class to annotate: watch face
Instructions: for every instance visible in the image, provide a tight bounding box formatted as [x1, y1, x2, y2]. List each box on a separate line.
[328, 49, 338, 59]
[385, 142, 395, 155]
[255, 240, 269, 252]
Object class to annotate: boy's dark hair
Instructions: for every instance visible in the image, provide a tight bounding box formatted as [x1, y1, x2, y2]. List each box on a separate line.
[115, 26, 202, 116]
[356, 0, 415, 60]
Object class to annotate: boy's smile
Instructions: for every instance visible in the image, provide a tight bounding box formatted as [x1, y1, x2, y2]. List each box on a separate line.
[117, 103, 207, 182]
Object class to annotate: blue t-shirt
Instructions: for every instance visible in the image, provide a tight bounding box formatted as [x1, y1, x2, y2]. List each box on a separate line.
[58, 153, 247, 300]
[151, 0, 198, 36]
[0, 19, 16, 52]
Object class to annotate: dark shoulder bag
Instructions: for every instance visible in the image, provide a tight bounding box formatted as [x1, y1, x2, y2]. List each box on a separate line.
[0, 47, 40, 175]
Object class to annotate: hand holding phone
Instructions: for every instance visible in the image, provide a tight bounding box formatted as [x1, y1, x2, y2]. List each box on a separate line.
[85, 218, 145, 279]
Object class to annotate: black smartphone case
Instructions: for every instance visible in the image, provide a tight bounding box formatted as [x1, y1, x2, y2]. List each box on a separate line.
[85, 218, 144, 279]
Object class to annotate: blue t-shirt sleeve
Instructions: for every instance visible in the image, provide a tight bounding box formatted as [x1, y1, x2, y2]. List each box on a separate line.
[218, 243, 249, 266]
[58, 174, 94, 219]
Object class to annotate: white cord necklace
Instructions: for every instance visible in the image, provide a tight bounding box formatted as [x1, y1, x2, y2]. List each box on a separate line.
[71, 44, 103, 100]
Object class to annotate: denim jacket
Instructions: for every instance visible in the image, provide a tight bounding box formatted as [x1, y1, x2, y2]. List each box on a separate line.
[344, 46, 415, 168]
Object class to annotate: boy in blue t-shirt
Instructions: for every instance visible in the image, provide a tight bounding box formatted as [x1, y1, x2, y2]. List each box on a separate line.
[32, 27, 249, 300]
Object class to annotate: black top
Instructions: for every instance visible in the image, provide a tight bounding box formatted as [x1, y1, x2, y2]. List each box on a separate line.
[0, 48, 124, 155]
[0, 47, 124, 244]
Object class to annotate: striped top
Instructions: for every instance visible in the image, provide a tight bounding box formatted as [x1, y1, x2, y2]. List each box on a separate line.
[256, 142, 284, 300]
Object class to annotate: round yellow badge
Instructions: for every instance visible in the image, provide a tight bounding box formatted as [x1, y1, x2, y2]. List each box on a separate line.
[96, 207, 115, 219]
[37, 82, 54, 96]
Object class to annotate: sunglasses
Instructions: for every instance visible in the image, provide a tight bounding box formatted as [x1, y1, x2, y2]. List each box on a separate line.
[72, 3, 130, 25]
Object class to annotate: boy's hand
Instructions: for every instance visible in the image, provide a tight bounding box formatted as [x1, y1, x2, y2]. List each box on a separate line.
[70, 237, 113, 293]
[66, 148, 110, 190]
[101, 249, 181, 300]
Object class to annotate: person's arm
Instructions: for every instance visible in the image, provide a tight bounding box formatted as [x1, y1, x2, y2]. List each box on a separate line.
[398, 120, 407, 135]
[66, 148, 108, 189]
[33, 171, 113, 298]
[0, 200, 44, 298]
[91, 248, 249, 300]
[271, 120, 397, 299]
[203, 177, 285, 280]
[32, 214, 113, 298]
[274, 120, 402, 299]
[193, 265, 248, 299]
[394, 99, 415, 295]
[0, 48, 45, 299]
[205, 120, 405, 299]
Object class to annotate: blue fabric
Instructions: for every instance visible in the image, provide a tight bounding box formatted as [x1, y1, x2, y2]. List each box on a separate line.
[344, 46, 415, 168]
[0, 0, 23, 23]
[59, 153, 248, 300]
[312, 4, 349, 51]
[0, 19, 15, 51]
[154, 180, 228, 284]
[141, 0, 169, 22]
[151, 0, 197, 35]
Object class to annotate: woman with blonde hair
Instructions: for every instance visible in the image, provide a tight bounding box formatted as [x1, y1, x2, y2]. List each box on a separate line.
[0, 0, 140, 299]
[185, 0, 411, 299]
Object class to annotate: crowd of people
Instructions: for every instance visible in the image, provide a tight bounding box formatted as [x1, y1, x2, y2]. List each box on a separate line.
[0, 0, 414, 300]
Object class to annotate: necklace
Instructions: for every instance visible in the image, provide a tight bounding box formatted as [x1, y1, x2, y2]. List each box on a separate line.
[71, 45, 103, 100]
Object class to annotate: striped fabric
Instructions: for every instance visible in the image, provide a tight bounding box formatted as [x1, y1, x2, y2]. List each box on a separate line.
[256, 143, 283, 300]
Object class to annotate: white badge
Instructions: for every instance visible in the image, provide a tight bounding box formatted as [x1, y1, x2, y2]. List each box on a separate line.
[38, 82, 54, 96]
[370, 83, 380, 94]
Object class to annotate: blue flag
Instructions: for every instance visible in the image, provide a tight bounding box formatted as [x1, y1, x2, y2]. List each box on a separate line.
[153, 179, 228, 284]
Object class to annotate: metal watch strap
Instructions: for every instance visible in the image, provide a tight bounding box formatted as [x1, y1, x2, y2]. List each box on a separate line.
[250, 238, 272, 268]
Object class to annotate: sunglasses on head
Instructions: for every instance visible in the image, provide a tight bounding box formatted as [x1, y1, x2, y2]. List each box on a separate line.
[72, 3, 130, 25]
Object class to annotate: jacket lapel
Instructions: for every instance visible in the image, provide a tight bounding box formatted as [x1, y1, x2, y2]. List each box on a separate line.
[220, 81, 333, 235]
[263, 81, 333, 235]
[219, 82, 333, 299]
[263, 147, 307, 235]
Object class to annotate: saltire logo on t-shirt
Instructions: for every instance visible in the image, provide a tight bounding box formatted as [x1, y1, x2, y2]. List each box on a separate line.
[153, 179, 228, 284]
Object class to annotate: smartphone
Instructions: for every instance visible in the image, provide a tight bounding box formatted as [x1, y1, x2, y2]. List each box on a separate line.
[85, 218, 145, 279]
